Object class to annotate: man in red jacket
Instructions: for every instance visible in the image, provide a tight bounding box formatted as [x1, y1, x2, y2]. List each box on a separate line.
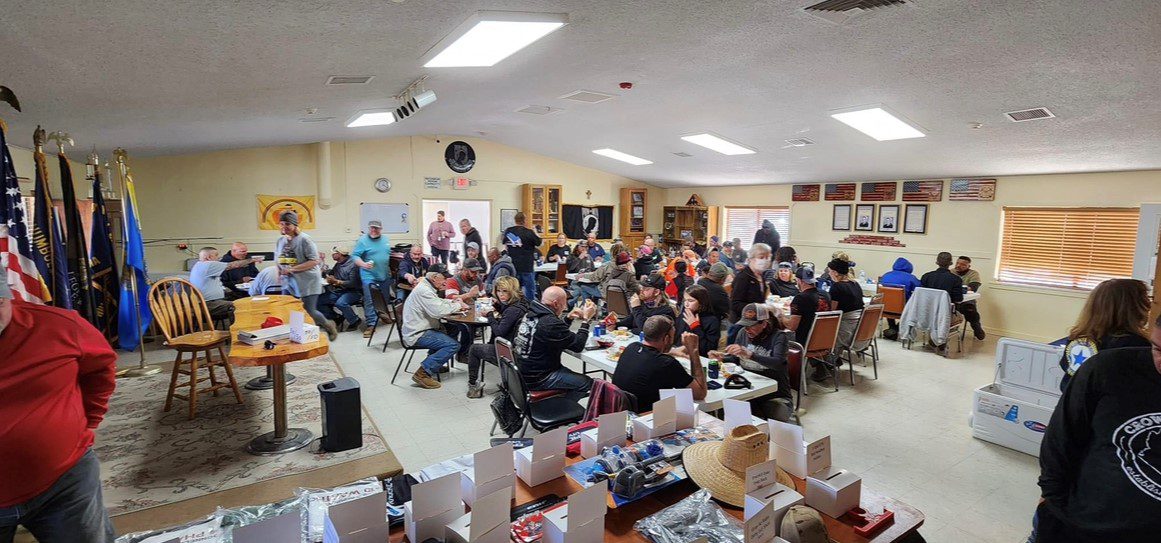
[0, 266, 118, 542]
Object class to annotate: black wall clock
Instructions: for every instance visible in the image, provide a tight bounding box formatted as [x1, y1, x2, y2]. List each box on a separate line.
[445, 141, 476, 173]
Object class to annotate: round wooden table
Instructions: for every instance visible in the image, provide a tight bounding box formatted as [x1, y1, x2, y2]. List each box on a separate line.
[229, 295, 330, 455]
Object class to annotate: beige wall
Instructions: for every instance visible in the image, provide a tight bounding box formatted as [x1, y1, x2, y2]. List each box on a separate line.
[128, 136, 664, 272]
[665, 171, 1161, 342]
[7, 144, 93, 197]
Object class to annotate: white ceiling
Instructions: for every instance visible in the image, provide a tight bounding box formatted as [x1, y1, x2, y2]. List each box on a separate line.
[2, 0, 1159, 188]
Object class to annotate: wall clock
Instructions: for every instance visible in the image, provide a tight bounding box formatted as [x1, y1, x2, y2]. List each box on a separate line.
[445, 141, 476, 173]
[374, 178, 392, 193]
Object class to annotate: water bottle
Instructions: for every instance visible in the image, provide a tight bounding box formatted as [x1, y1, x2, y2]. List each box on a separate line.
[859, 270, 868, 284]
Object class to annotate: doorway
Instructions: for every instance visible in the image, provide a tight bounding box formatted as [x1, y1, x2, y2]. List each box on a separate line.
[421, 199, 492, 268]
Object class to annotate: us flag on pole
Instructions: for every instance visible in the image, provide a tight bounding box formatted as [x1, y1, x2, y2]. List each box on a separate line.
[949, 178, 996, 201]
[860, 182, 897, 201]
[824, 183, 856, 201]
[0, 125, 48, 303]
[902, 180, 943, 202]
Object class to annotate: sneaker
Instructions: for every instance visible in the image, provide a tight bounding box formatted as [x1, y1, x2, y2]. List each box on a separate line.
[882, 328, 898, 341]
[466, 383, 484, 399]
[363, 327, 375, 339]
[935, 344, 950, 357]
[809, 364, 832, 383]
[974, 329, 986, 341]
[412, 367, 442, 389]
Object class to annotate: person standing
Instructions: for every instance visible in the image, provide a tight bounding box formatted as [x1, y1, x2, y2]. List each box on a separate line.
[275, 210, 337, 340]
[427, 210, 455, 265]
[317, 245, 363, 332]
[401, 265, 469, 389]
[1034, 315, 1161, 542]
[952, 255, 986, 340]
[728, 243, 772, 343]
[0, 266, 118, 543]
[219, 241, 260, 300]
[752, 219, 781, 258]
[352, 220, 392, 338]
[188, 246, 260, 322]
[1056, 278, 1151, 391]
[503, 212, 542, 301]
[459, 218, 483, 263]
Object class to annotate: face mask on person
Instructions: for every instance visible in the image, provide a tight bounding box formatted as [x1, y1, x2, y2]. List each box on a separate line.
[750, 257, 771, 272]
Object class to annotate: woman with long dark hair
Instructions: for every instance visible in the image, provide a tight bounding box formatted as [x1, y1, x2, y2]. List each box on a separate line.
[673, 285, 721, 356]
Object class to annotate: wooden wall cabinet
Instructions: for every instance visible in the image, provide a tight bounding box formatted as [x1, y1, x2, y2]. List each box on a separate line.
[619, 187, 648, 249]
[521, 183, 562, 252]
[661, 205, 718, 250]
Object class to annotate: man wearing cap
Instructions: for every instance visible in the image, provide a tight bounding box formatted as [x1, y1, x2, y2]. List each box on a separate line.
[352, 219, 392, 338]
[513, 286, 598, 401]
[317, 245, 363, 332]
[574, 251, 639, 305]
[728, 243, 772, 343]
[613, 315, 707, 408]
[546, 234, 571, 263]
[700, 263, 732, 320]
[444, 258, 484, 301]
[459, 219, 483, 264]
[401, 264, 470, 389]
[779, 266, 833, 382]
[0, 265, 118, 542]
[503, 212, 543, 301]
[464, 241, 486, 275]
[219, 242, 261, 300]
[189, 246, 261, 323]
[615, 273, 678, 333]
[427, 210, 455, 265]
[726, 303, 794, 421]
[276, 210, 338, 340]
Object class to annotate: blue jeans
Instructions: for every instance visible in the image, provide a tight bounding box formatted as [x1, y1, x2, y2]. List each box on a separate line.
[0, 449, 114, 543]
[361, 281, 392, 327]
[570, 283, 601, 307]
[531, 368, 593, 402]
[318, 290, 363, 325]
[518, 272, 538, 301]
[414, 329, 459, 374]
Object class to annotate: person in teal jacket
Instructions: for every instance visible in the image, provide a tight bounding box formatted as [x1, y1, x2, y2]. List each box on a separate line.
[351, 220, 392, 338]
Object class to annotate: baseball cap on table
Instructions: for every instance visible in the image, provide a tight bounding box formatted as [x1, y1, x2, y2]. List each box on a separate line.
[780, 505, 835, 543]
[795, 265, 816, 284]
[735, 303, 771, 327]
[615, 251, 632, 265]
[642, 273, 667, 290]
[428, 263, 451, 277]
[367, 220, 383, 229]
[462, 258, 484, 271]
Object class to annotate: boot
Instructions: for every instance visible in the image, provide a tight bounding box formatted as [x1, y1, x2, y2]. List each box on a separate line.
[324, 321, 339, 341]
[466, 382, 484, 399]
[412, 367, 442, 389]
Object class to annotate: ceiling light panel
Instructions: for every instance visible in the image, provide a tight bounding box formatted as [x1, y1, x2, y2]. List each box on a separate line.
[830, 106, 925, 141]
[346, 110, 396, 128]
[423, 11, 569, 68]
[592, 148, 652, 166]
[681, 133, 756, 155]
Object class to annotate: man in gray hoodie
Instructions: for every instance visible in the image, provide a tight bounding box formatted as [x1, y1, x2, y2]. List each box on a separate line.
[484, 247, 517, 293]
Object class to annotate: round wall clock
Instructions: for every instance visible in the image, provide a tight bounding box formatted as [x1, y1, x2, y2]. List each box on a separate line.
[374, 178, 392, 193]
[445, 141, 476, 173]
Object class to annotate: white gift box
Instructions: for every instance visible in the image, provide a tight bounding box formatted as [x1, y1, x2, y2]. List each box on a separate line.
[580, 411, 628, 458]
[287, 311, 320, 344]
[460, 444, 515, 507]
[769, 420, 830, 478]
[445, 487, 510, 543]
[460, 471, 514, 508]
[744, 483, 804, 527]
[404, 472, 464, 543]
[541, 483, 606, 543]
[805, 467, 862, 518]
[404, 502, 461, 543]
[515, 427, 567, 487]
[631, 396, 678, 441]
[659, 389, 697, 430]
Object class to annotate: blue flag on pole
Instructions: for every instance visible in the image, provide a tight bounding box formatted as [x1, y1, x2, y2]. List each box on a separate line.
[89, 166, 120, 342]
[31, 143, 70, 308]
[117, 172, 152, 351]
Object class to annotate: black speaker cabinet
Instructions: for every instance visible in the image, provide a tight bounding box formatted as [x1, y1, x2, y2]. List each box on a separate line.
[319, 377, 362, 453]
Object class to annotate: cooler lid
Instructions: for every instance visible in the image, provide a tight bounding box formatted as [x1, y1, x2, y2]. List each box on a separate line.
[994, 337, 1064, 397]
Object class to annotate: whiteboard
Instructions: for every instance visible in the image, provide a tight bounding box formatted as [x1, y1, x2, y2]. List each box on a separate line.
[359, 202, 410, 234]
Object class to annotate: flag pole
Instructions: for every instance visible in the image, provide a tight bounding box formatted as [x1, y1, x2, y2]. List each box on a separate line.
[113, 148, 159, 378]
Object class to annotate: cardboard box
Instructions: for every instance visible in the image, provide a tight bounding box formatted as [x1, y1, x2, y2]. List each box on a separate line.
[659, 389, 697, 430]
[445, 487, 510, 543]
[971, 338, 1063, 457]
[805, 467, 862, 518]
[460, 443, 515, 507]
[460, 470, 514, 508]
[744, 483, 804, 526]
[515, 427, 567, 487]
[405, 472, 464, 543]
[404, 502, 461, 543]
[772, 437, 830, 479]
[580, 411, 628, 458]
[287, 311, 320, 344]
[542, 484, 606, 543]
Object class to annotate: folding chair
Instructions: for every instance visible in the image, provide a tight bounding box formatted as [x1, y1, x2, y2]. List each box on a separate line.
[552, 261, 570, 288]
[879, 286, 905, 338]
[366, 287, 398, 352]
[786, 340, 804, 423]
[390, 303, 424, 384]
[898, 288, 964, 355]
[606, 285, 631, 318]
[493, 338, 584, 437]
[801, 310, 842, 394]
[839, 304, 884, 385]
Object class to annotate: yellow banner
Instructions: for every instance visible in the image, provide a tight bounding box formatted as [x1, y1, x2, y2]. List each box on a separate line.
[257, 195, 316, 230]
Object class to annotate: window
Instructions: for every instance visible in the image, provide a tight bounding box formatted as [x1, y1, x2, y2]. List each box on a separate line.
[722, 207, 790, 251]
[998, 207, 1139, 290]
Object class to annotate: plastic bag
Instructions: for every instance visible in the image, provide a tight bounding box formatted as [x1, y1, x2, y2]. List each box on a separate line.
[633, 489, 744, 543]
[114, 515, 226, 543]
[295, 476, 383, 542]
[215, 496, 305, 542]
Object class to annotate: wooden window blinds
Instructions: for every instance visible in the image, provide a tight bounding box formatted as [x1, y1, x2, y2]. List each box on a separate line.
[998, 207, 1139, 290]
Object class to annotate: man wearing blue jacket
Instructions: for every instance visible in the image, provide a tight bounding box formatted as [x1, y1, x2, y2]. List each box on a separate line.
[880, 257, 921, 340]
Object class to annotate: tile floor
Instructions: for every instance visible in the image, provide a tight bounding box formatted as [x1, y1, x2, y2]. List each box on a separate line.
[118, 329, 1039, 542]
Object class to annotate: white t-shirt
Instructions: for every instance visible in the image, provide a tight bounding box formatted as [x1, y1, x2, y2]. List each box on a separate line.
[189, 261, 229, 301]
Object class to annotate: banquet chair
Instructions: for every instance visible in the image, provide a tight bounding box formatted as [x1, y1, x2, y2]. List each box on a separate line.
[148, 278, 243, 419]
[552, 261, 570, 288]
[801, 310, 842, 394]
[786, 340, 805, 423]
[879, 286, 906, 337]
[493, 338, 583, 437]
[898, 287, 964, 356]
[389, 302, 424, 384]
[839, 304, 884, 385]
[606, 285, 631, 318]
[366, 288, 399, 352]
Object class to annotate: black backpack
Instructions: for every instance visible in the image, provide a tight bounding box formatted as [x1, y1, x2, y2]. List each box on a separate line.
[490, 392, 524, 436]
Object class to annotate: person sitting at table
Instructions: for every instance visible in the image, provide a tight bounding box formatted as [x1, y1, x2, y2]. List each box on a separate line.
[613, 315, 707, 408]
[768, 261, 799, 298]
[464, 241, 486, 275]
[317, 245, 363, 332]
[248, 265, 294, 296]
[444, 258, 484, 301]
[402, 265, 470, 389]
[825, 258, 865, 369]
[484, 246, 516, 294]
[722, 303, 794, 422]
[219, 242, 260, 300]
[396, 245, 430, 300]
[643, 235, 666, 267]
[1055, 278, 1151, 392]
[615, 273, 678, 333]
[671, 285, 721, 357]
[952, 255, 985, 340]
[634, 245, 659, 279]
[815, 250, 856, 293]
[546, 234, 571, 263]
[585, 232, 606, 263]
[728, 243, 771, 343]
[666, 259, 692, 304]
[918, 252, 965, 354]
[189, 246, 261, 323]
[574, 251, 639, 306]
[700, 263, 732, 320]
[695, 248, 728, 277]
[680, 233, 705, 258]
[728, 238, 748, 267]
[777, 266, 832, 382]
[513, 286, 598, 402]
[880, 257, 921, 340]
[464, 276, 531, 398]
[566, 242, 595, 275]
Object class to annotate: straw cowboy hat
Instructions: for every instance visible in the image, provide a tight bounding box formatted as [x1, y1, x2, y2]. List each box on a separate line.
[682, 425, 795, 507]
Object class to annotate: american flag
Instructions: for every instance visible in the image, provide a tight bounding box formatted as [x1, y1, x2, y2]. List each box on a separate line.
[902, 180, 943, 202]
[861, 182, 897, 201]
[0, 126, 47, 303]
[792, 184, 820, 201]
[949, 178, 996, 201]
[824, 183, 856, 201]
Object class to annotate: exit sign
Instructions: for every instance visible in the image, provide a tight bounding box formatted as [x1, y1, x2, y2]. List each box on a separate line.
[452, 177, 472, 190]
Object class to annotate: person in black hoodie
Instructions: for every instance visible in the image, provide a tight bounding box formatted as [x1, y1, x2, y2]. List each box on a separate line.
[673, 285, 721, 356]
[1056, 278, 1151, 392]
[722, 303, 794, 422]
[615, 273, 678, 333]
[700, 263, 732, 320]
[752, 219, 781, 258]
[1034, 315, 1161, 543]
[728, 243, 771, 343]
[634, 245, 658, 279]
[459, 218, 483, 262]
[465, 276, 531, 398]
[512, 286, 598, 401]
[503, 212, 542, 302]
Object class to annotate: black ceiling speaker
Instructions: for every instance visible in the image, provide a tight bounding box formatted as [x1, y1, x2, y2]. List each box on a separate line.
[445, 141, 476, 173]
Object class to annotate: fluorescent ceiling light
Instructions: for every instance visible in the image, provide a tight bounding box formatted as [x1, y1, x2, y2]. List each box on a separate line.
[592, 148, 652, 166]
[681, 133, 756, 155]
[346, 109, 396, 128]
[830, 106, 925, 141]
[424, 11, 569, 68]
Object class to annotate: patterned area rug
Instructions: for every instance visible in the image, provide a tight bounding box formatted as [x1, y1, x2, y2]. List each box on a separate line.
[94, 354, 390, 516]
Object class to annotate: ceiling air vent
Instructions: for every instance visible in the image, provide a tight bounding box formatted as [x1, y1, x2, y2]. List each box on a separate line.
[558, 90, 615, 104]
[804, 0, 911, 25]
[784, 138, 815, 147]
[1004, 107, 1055, 122]
[515, 105, 563, 115]
[326, 75, 375, 85]
[298, 117, 336, 123]
[672, 152, 693, 157]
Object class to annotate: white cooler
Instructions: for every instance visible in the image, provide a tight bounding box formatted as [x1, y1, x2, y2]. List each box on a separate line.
[970, 338, 1064, 457]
